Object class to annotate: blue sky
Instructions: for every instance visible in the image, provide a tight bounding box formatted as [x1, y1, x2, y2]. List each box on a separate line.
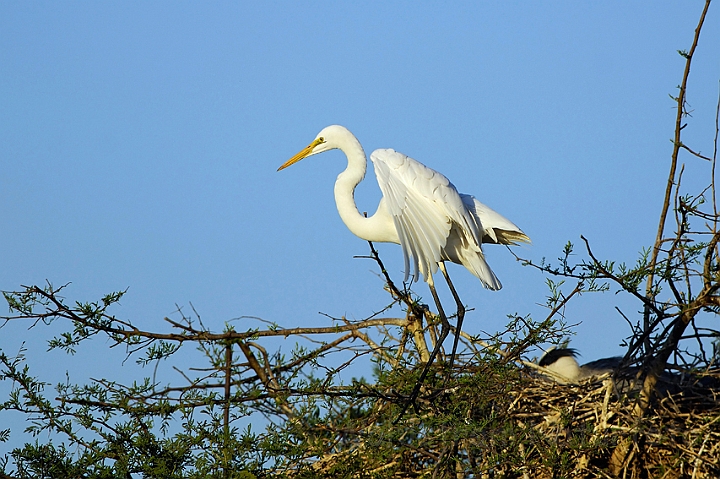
[1, 1, 719, 451]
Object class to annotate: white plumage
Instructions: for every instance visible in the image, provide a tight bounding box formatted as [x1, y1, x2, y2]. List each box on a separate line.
[278, 125, 529, 290]
[538, 348, 621, 384]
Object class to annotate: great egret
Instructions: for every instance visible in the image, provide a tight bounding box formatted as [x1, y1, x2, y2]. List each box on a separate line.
[279, 125, 529, 290]
[278, 125, 529, 404]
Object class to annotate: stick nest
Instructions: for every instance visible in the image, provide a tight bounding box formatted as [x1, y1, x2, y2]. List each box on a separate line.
[293, 364, 720, 479]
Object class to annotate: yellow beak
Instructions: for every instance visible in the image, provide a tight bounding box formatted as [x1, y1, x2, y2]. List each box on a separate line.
[278, 138, 324, 171]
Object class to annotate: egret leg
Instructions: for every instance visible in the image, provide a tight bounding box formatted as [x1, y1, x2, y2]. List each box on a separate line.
[439, 262, 465, 372]
[397, 273, 451, 419]
[424, 274, 452, 375]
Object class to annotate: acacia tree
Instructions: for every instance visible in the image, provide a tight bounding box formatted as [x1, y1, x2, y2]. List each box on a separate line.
[1, 2, 719, 477]
[0, 240, 577, 479]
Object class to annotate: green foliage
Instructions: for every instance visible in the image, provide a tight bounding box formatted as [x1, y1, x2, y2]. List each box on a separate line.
[0, 277, 583, 478]
[3, 204, 719, 476]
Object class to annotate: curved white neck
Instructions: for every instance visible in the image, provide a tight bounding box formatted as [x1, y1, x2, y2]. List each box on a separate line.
[332, 140, 398, 243]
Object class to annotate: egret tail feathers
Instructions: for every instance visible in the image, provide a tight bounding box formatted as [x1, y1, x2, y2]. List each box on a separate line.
[458, 251, 502, 290]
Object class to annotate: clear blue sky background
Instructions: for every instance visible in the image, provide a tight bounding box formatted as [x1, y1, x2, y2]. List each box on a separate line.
[1, 1, 719, 452]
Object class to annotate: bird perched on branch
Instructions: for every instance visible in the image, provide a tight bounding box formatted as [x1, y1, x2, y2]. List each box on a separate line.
[278, 125, 529, 290]
[278, 125, 529, 407]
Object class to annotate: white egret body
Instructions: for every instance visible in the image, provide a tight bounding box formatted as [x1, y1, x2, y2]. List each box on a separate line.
[279, 125, 529, 414]
[278, 125, 529, 290]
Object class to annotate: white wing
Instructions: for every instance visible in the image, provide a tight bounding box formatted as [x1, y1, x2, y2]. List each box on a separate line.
[370, 148, 501, 290]
[460, 195, 531, 245]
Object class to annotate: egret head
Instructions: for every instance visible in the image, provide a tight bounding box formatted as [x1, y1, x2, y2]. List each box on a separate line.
[277, 125, 352, 171]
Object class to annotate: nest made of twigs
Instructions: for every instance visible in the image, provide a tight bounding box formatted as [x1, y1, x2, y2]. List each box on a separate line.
[289, 364, 720, 479]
